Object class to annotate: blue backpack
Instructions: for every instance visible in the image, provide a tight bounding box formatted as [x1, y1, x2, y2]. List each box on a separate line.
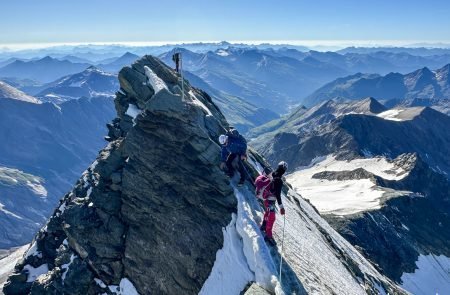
[226, 129, 247, 155]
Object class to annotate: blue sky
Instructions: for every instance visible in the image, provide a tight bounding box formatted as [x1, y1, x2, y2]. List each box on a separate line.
[1, 0, 450, 46]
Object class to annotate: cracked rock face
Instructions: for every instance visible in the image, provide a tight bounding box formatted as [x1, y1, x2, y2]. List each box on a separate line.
[3, 56, 236, 295]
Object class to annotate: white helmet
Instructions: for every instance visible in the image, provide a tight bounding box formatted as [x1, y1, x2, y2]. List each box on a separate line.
[219, 134, 228, 145]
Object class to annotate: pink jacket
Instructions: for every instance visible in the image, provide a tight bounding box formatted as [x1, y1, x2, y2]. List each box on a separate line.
[254, 175, 272, 200]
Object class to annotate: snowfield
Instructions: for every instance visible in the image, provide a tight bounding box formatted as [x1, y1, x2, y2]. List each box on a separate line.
[401, 254, 450, 295]
[286, 155, 411, 215]
[376, 107, 424, 122]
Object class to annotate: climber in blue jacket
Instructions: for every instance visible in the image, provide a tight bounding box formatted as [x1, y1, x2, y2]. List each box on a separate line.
[219, 128, 247, 186]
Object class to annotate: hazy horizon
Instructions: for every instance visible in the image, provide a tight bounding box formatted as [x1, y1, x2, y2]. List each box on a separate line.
[2, 39, 450, 53]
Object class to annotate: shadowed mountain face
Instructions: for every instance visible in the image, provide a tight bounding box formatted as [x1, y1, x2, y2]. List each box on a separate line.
[0, 86, 115, 248]
[252, 97, 450, 288]
[303, 64, 450, 107]
[0, 56, 91, 83]
[36, 66, 119, 103]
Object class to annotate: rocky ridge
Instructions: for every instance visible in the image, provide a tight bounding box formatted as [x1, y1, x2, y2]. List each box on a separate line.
[3, 55, 236, 294]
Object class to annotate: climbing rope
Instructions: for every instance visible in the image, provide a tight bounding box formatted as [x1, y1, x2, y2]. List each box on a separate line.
[279, 214, 286, 285]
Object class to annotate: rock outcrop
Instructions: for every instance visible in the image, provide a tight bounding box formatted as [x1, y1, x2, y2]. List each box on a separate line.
[3, 56, 236, 294]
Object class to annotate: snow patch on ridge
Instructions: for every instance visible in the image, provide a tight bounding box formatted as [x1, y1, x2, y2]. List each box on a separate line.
[188, 90, 212, 116]
[376, 109, 404, 121]
[216, 49, 230, 56]
[144, 66, 168, 94]
[401, 254, 450, 295]
[103, 278, 140, 295]
[199, 214, 253, 295]
[125, 104, 142, 126]
[126, 104, 142, 119]
[376, 107, 423, 122]
[61, 254, 76, 283]
[25, 241, 42, 259]
[23, 264, 49, 282]
[200, 187, 282, 295]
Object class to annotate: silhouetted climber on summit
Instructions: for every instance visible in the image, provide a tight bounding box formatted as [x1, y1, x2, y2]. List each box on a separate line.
[172, 53, 181, 73]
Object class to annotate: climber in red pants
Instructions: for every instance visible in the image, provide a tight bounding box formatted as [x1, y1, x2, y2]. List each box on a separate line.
[254, 161, 288, 246]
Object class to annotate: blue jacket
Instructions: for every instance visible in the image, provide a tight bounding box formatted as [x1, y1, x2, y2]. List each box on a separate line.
[227, 135, 247, 155]
[221, 146, 230, 162]
[220, 137, 247, 161]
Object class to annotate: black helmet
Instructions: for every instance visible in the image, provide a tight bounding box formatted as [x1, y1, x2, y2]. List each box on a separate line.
[277, 161, 288, 172]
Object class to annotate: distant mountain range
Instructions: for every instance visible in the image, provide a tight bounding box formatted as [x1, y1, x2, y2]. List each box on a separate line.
[0, 56, 91, 83]
[0, 83, 116, 248]
[303, 64, 450, 107]
[338, 46, 450, 56]
[0, 53, 139, 85]
[275, 49, 450, 75]
[2, 45, 450, 116]
[37, 66, 119, 103]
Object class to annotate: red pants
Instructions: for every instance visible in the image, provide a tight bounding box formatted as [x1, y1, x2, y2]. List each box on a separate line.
[263, 200, 276, 239]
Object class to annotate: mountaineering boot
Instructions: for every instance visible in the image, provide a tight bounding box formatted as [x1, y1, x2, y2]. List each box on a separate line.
[238, 178, 245, 186]
[264, 236, 277, 246]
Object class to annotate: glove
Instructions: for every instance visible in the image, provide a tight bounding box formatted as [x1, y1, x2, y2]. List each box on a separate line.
[280, 208, 285, 215]
[241, 154, 247, 160]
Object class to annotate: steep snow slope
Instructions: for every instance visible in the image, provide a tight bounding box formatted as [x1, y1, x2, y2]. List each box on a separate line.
[0, 245, 29, 290]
